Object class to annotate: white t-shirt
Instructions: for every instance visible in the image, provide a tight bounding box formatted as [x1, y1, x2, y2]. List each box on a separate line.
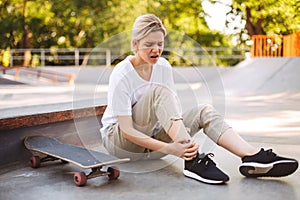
[100, 55, 176, 138]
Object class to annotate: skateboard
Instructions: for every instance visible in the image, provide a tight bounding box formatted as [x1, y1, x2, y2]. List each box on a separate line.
[24, 135, 130, 186]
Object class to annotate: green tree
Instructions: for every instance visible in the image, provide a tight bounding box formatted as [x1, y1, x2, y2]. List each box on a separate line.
[0, 0, 24, 49]
[1, 0, 233, 49]
[142, 0, 234, 65]
[1, 0, 238, 66]
[225, 0, 300, 44]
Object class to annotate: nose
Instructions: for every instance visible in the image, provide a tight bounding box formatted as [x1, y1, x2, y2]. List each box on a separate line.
[152, 44, 160, 51]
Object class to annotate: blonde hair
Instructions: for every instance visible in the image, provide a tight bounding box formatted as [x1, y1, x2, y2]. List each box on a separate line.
[131, 14, 167, 52]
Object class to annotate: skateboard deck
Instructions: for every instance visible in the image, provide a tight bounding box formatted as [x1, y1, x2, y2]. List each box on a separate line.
[24, 135, 130, 186]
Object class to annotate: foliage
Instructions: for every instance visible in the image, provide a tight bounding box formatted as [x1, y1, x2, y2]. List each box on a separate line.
[0, 0, 232, 48]
[225, 0, 300, 45]
[0, 0, 241, 66]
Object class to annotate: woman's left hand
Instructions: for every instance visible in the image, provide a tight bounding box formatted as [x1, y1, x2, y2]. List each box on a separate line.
[182, 141, 199, 161]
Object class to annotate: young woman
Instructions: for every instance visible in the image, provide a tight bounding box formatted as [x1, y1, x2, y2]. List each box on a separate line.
[100, 14, 298, 184]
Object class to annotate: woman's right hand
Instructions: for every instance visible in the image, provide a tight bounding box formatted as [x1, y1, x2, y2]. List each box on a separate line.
[164, 139, 199, 160]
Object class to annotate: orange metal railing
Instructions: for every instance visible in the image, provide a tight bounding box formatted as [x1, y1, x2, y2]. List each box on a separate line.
[251, 32, 300, 57]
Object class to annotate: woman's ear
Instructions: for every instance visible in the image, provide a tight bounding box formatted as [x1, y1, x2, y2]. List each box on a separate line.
[132, 39, 138, 52]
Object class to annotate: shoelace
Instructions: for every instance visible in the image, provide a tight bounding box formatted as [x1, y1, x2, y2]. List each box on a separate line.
[198, 153, 216, 167]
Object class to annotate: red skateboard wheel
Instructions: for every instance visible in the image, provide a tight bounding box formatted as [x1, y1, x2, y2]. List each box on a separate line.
[30, 156, 41, 168]
[73, 172, 87, 186]
[108, 166, 120, 180]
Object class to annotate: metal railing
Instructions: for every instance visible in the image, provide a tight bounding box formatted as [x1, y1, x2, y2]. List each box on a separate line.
[4, 48, 110, 67]
[1, 66, 75, 85]
[1, 47, 250, 67]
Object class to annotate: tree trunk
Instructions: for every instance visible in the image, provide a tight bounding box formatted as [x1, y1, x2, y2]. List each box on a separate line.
[21, 0, 32, 67]
[245, 6, 264, 36]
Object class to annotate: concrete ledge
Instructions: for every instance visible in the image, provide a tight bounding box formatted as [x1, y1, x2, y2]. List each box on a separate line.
[0, 105, 106, 131]
[0, 105, 106, 165]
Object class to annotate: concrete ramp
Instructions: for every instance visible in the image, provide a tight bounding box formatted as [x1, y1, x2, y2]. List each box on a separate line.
[221, 57, 300, 96]
[0, 77, 25, 85]
[258, 58, 300, 94]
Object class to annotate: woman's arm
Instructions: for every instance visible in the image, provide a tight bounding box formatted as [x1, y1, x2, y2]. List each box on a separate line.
[117, 116, 198, 160]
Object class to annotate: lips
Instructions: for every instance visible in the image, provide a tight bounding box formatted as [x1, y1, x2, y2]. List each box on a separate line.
[150, 55, 159, 58]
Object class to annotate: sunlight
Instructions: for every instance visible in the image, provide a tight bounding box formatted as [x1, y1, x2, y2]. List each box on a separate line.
[228, 110, 300, 135]
[202, 0, 233, 32]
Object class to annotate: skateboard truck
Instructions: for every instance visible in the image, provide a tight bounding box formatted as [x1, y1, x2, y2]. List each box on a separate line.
[30, 155, 61, 168]
[73, 166, 120, 186]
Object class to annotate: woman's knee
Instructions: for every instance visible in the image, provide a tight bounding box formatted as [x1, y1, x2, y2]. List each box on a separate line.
[198, 104, 219, 116]
[149, 84, 174, 97]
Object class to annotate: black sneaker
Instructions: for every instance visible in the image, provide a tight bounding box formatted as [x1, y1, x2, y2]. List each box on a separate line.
[183, 153, 229, 185]
[239, 148, 298, 178]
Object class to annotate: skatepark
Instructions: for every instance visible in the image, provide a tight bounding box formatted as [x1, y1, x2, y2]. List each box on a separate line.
[0, 57, 300, 200]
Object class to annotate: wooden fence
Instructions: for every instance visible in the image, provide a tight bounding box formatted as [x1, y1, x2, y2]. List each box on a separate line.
[251, 32, 300, 57]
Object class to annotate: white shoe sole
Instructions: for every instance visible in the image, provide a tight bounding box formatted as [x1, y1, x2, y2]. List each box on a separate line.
[183, 170, 227, 184]
[240, 160, 298, 177]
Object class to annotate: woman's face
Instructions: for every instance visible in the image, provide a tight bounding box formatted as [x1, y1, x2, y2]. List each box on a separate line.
[134, 31, 164, 65]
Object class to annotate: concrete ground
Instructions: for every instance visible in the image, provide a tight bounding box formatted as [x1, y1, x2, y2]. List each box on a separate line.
[0, 58, 300, 200]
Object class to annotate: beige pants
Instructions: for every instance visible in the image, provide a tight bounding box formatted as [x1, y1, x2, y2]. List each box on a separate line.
[103, 85, 230, 160]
